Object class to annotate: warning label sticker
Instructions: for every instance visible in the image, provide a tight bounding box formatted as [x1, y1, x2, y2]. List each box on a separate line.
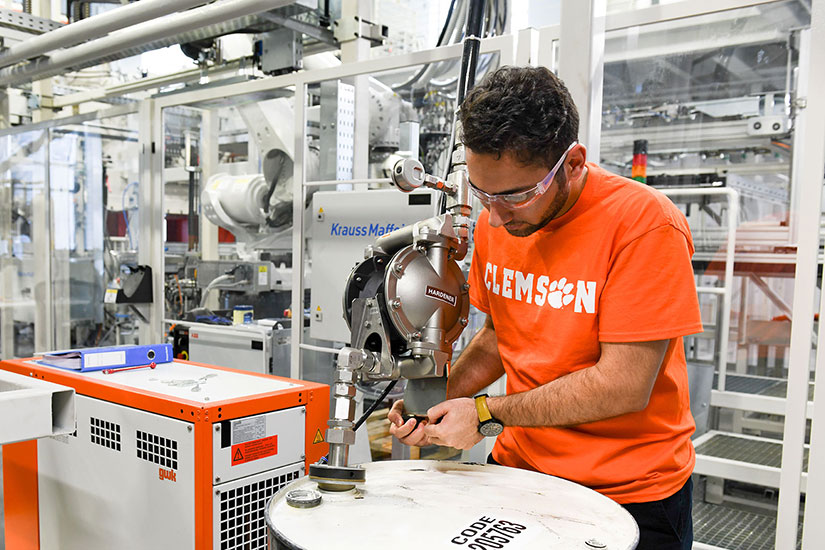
[231, 435, 278, 466]
[232, 416, 266, 445]
[313, 429, 325, 444]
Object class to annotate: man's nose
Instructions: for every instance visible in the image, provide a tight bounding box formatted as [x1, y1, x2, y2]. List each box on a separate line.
[486, 202, 512, 227]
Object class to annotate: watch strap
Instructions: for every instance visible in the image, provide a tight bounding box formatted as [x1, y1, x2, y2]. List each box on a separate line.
[474, 394, 493, 423]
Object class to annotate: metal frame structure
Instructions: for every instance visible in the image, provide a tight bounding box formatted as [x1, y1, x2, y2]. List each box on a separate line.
[0, 6, 62, 42]
[661, 187, 740, 391]
[0, 369, 74, 445]
[0, 103, 140, 358]
[792, 3, 825, 548]
[558, 0, 606, 162]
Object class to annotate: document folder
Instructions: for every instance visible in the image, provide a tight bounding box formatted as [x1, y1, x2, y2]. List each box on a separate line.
[39, 344, 173, 372]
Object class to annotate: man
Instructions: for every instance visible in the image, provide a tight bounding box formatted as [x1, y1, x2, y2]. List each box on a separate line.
[388, 66, 703, 550]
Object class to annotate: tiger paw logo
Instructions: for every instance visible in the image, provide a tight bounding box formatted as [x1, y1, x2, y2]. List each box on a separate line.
[548, 278, 575, 309]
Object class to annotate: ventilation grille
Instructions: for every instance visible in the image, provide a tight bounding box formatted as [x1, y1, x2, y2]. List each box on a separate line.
[219, 467, 302, 550]
[136, 430, 178, 470]
[90, 417, 121, 451]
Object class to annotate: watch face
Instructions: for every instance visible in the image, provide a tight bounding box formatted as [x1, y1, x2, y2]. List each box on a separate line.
[479, 420, 503, 437]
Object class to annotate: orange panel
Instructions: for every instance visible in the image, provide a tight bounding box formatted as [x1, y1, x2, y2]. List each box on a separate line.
[304, 386, 330, 467]
[195, 420, 212, 550]
[3, 441, 39, 550]
[0, 358, 328, 425]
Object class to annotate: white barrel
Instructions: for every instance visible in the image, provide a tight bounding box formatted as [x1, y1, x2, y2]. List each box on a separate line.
[266, 460, 638, 550]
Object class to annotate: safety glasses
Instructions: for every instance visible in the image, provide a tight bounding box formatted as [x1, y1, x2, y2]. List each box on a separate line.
[468, 141, 578, 210]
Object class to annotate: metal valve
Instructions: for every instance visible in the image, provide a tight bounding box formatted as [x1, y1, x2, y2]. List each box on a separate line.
[391, 158, 426, 191]
[391, 158, 447, 193]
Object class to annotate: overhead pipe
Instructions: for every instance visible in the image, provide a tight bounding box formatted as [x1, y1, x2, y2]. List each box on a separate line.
[0, 0, 298, 88]
[0, 0, 210, 70]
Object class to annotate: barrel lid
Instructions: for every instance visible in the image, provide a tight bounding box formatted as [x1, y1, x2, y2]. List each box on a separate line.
[267, 460, 639, 549]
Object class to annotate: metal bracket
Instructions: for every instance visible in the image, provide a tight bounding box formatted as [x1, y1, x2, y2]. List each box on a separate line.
[349, 297, 396, 379]
[0, 7, 63, 35]
[333, 16, 388, 45]
[258, 10, 337, 46]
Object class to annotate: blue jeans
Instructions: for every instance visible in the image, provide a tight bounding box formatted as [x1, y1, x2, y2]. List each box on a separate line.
[486, 454, 693, 549]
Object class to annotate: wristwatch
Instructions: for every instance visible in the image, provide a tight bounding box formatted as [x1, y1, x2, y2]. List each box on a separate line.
[474, 394, 504, 437]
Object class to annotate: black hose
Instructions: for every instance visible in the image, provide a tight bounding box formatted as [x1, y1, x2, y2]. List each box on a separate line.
[320, 0, 331, 27]
[392, 0, 459, 91]
[436, 0, 459, 47]
[466, 0, 486, 39]
[499, 0, 508, 32]
[446, 0, 485, 182]
[465, 40, 481, 92]
[456, 0, 485, 105]
[352, 379, 399, 432]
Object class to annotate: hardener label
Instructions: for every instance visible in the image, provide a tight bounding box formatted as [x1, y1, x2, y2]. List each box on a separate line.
[425, 285, 457, 306]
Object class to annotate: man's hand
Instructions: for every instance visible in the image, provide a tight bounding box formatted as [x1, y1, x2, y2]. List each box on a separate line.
[423, 398, 484, 450]
[388, 399, 432, 447]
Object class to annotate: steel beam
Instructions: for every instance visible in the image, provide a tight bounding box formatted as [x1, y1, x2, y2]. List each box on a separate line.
[800, 1, 825, 546]
[558, 0, 605, 162]
[778, 18, 825, 550]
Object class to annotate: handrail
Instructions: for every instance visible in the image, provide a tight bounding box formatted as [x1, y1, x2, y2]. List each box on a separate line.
[660, 187, 739, 392]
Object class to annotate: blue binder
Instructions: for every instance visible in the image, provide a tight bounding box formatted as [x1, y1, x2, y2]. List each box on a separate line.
[39, 344, 173, 372]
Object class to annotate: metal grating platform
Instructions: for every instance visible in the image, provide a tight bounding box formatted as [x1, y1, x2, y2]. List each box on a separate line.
[714, 374, 814, 400]
[694, 501, 802, 550]
[722, 374, 781, 395]
[695, 433, 809, 471]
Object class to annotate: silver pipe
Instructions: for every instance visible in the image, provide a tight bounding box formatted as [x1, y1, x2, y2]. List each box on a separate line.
[0, 0, 297, 88]
[0, 0, 209, 70]
[375, 225, 414, 255]
[327, 442, 348, 468]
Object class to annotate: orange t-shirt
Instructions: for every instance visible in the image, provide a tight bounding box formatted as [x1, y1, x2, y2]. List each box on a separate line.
[467, 162, 703, 504]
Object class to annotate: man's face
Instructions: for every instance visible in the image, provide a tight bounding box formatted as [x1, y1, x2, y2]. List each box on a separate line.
[465, 148, 571, 237]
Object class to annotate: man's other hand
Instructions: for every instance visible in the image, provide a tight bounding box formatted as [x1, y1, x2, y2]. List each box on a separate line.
[424, 398, 484, 450]
[388, 399, 432, 447]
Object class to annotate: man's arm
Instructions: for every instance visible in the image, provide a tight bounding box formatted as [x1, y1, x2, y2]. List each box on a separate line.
[487, 339, 668, 426]
[388, 314, 505, 445]
[423, 339, 669, 449]
[447, 315, 506, 398]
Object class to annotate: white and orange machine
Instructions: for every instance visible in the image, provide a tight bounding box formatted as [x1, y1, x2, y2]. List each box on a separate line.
[1, 356, 329, 550]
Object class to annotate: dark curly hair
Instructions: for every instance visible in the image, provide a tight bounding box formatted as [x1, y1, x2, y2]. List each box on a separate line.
[459, 66, 579, 169]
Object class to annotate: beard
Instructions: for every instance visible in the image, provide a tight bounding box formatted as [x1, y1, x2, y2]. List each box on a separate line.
[503, 169, 571, 237]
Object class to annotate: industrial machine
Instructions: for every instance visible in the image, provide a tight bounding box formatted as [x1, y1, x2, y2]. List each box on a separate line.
[0, 355, 328, 550]
[309, 188, 441, 342]
[307, 146, 472, 491]
[308, 3, 486, 491]
[159, 0, 508, 331]
[186, 320, 291, 376]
